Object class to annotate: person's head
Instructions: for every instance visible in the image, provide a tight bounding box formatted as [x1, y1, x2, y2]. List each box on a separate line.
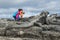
[18, 9, 23, 11]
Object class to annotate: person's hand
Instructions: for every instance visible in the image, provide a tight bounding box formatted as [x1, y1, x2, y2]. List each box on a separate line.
[19, 15, 21, 18]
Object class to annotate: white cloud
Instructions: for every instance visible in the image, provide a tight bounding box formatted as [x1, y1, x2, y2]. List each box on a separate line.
[23, 7, 39, 11]
[0, 0, 60, 18]
[46, 1, 57, 9]
[0, 8, 17, 14]
[0, 0, 28, 4]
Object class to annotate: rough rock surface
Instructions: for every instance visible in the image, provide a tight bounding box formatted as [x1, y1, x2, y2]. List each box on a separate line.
[0, 11, 60, 40]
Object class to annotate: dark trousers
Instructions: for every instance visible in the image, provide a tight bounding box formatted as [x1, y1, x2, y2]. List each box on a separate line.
[13, 16, 20, 21]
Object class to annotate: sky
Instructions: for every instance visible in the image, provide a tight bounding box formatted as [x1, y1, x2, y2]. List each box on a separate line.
[0, 0, 60, 18]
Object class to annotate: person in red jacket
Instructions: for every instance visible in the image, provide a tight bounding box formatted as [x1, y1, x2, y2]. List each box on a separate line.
[16, 9, 24, 20]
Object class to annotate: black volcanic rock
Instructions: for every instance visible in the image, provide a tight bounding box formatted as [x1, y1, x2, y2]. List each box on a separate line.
[0, 11, 60, 40]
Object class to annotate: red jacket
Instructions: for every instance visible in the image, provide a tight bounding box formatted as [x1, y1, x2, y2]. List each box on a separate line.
[16, 11, 23, 19]
[16, 11, 20, 19]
